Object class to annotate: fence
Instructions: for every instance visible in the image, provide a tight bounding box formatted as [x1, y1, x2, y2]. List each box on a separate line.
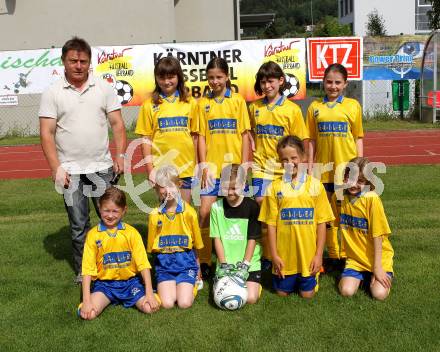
[0, 83, 419, 138]
[0, 95, 140, 137]
[360, 80, 417, 119]
[0, 33, 429, 137]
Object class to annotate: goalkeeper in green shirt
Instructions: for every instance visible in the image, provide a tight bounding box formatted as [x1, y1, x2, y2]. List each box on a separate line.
[210, 164, 262, 304]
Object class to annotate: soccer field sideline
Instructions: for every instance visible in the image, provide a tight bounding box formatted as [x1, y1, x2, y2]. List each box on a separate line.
[1, 129, 440, 180]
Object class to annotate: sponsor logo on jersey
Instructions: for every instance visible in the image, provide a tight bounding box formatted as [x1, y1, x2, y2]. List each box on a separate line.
[103, 251, 132, 266]
[158, 234, 189, 248]
[158, 116, 188, 132]
[208, 118, 237, 134]
[340, 213, 368, 231]
[280, 207, 314, 225]
[224, 224, 244, 241]
[281, 207, 314, 220]
[318, 121, 348, 136]
[256, 124, 284, 137]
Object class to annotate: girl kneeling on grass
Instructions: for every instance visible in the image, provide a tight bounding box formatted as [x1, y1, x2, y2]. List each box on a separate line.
[79, 187, 160, 320]
[147, 165, 204, 309]
[334, 157, 394, 300]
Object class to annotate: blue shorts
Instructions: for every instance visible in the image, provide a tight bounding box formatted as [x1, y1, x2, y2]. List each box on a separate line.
[272, 274, 317, 293]
[252, 178, 273, 197]
[92, 276, 145, 308]
[155, 251, 198, 285]
[180, 177, 193, 190]
[341, 268, 393, 285]
[200, 178, 221, 196]
[200, 178, 250, 197]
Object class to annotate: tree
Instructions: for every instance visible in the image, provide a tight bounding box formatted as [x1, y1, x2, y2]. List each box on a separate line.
[428, 0, 440, 30]
[240, 0, 338, 38]
[313, 16, 351, 37]
[262, 22, 279, 39]
[366, 9, 387, 36]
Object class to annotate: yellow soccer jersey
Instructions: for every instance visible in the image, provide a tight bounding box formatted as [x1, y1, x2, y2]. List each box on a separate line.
[249, 96, 309, 180]
[198, 88, 251, 178]
[82, 222, 151, 281]
[147, 199, 204, 253]
[259, 174, 335, 276]
[306, 96, 364, 183]
[331, 191, 393, 273]
[135, 92, 198, 179]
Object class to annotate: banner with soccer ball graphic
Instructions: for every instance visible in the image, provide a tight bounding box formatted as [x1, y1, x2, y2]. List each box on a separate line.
[92, 38, 306, 106]
[0, 39, 306, 103]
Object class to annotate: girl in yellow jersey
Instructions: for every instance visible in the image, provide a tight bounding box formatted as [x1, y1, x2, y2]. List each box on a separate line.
[259, 136, 334, 298]
[197, 57, 251, 278]
[135, 56, 198, 203]
[79, 187, 160, 319]
[306, 63, 364, 266]
[249, 61, 309, 266]
[147, 165, 204, 309]
[334, 157, 393, 301]
[249, 61, 309, 201]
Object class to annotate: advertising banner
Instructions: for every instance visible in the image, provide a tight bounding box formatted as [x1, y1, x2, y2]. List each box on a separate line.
[0, 38, 307, 105]
[363, 35, 428, 80]
[306, 37, 363, 81]
[0, 48, 63, 95]
[93, 38, 306, 106]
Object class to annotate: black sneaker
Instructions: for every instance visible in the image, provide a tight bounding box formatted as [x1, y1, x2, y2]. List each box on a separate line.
[261, 258, 272, 272]
[200, 263, 211, 280]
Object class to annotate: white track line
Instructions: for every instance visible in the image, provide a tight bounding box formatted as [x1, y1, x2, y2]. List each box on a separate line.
[0, 168, 50, 173]
[368, 154, 440, 158]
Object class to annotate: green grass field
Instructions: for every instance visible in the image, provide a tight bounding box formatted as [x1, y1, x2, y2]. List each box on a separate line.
[1, 165, 439, 351]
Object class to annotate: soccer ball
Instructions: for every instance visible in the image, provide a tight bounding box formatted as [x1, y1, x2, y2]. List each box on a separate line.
[283, 73, 300, 98]
[213, 275, 248, 311]
[114, 80, 133, 105]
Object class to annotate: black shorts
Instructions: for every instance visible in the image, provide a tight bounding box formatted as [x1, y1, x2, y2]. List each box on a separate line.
[247, 270, 262, 283]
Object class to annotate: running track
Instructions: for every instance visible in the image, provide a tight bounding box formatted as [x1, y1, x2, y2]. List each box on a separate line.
[1, 130, 439, 180]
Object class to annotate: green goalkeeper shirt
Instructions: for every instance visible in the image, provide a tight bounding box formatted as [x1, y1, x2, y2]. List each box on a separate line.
[210, 197, 262, 272]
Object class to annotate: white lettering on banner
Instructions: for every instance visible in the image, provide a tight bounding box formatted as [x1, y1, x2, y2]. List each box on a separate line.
[317, 44, 353, 69]
[340, 44, 353, 68]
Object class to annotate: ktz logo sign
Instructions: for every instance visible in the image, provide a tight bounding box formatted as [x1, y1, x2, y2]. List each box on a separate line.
[307, 37, 363, 81]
